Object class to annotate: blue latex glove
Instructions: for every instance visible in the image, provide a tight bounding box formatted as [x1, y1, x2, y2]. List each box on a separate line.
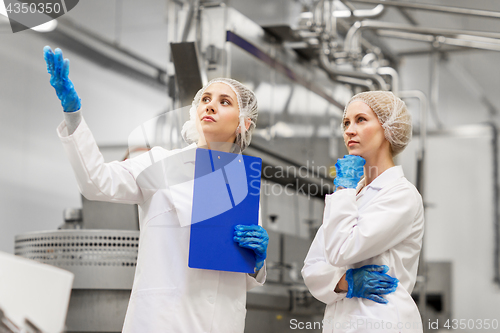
[233, 225, 269, 271]
[43, 46, 81, 112]
[346, 265, 399, 304]
[334, 155, 366, 190]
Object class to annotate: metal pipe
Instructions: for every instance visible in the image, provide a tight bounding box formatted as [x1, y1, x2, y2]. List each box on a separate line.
[360, 52, 377, 67]
[396, 7, 418, 26]
[336, 75, 377, 91]
[489, 123, 500, 286]
[339, 0, 356, 13]
[337, 0, 385, 18]
[181, 0, 199, 42]
[319, 46, 389, 90]
[345, 0, 500, 19]
[226, 31, 345, 110]
[430, 50, 443, 129]
[345, 20, 500, 56]
[377, 30, 500, 53]
[438, 37, 500, 53]
[327, 0, 336, 36]
[352, 65, 399, 93]
[398, 90, 428, 162]
[396, 46, 471, 58]
[376, 66, 399, 95]
[336, 19, 400, 66]
[313, 0, 325, 31]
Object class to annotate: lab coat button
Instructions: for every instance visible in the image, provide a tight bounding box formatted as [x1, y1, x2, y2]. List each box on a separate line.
[208, 295, 215, 304]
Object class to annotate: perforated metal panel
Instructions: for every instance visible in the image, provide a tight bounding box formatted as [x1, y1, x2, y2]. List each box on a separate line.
[15, 230, 139, 289]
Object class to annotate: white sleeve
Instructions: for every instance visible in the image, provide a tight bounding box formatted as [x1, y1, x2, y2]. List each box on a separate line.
[302, 226, 347, 304]
[246, 261, 266, 290]
[57, 116, 155, 205]
[63, 110, 82, 135]
[322, 185, 418, 267]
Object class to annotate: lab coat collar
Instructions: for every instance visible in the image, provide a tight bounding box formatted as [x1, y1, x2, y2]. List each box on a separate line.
[365, 165, 404, 190]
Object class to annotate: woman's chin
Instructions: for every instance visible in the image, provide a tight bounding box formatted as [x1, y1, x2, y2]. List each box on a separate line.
[347, 147, 358, 155]
[347, 150, 365, 159]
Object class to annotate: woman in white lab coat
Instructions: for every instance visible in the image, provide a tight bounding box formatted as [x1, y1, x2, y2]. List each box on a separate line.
[43, 46, 268, 333]
[302, 91, 424, 333]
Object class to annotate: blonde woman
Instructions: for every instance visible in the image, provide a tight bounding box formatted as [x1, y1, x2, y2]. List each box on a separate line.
[302, 91, 424, 333]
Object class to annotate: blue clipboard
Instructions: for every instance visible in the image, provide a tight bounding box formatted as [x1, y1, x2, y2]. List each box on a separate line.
[188, 148, 262, 273]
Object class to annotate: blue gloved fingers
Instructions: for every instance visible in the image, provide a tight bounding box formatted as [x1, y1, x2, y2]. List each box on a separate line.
[346, 265, 398, 302]
[43, 46, 55, 74]
[334, 155, 365, 190]
[54, 48, 64, 80]
[368, 278, 398, 290]
[234, 230, 266, 238]
[62, 58, 70, 78]
[361, 264, 389, 274]
[233, 225, 268, 271]
[235, 224, 263, 231]
[233, 238, 267, 271]
[233, 237, 266, 253]
[235, 241, 265, 252]
[234, 225, 269, 246]
[368, 294, 389, 304]
[369, 279, 398, 289]
[372, 285, 398, 295]
[234, 235, 265, 243]
[233, 236, 266, 245]
[43, 46, 81, 112]
[380, 276, 399, 286]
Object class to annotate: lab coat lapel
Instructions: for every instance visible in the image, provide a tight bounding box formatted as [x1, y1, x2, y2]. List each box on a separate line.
[168, 144, 197, 227]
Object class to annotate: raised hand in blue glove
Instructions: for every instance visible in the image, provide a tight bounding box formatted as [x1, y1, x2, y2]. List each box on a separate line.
[43, 46, 81, 112]
[233, 225, 269, 271]
[334, 155, 366, 190]
[346, 265, 399, 304]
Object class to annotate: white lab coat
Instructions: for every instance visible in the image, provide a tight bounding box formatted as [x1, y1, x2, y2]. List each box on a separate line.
[302, 166, 424, 333]
[57, 118, 265, 333]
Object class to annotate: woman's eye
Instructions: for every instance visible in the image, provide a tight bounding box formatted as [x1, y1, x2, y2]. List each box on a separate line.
[202, 97, 210, 103]
[343, 121, 350, 128]
[358, 117, 366, 122]
[221, 100, 230, 106]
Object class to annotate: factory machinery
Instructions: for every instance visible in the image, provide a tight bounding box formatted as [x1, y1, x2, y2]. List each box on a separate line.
[15, 0, 500, 331]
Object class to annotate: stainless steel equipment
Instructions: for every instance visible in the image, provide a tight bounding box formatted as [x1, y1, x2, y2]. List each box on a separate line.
[15, 229, 139, 332]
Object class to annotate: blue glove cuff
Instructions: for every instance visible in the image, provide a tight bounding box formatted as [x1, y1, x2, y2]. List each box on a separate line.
[255, 259, 264, 271]
[334, 177, 358, 189]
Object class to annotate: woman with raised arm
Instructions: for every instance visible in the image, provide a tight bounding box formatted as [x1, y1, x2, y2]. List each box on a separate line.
[43, 46, 268, 333]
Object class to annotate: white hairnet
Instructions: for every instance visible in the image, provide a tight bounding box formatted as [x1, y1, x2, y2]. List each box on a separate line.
[342, 91, 412, 156]
[181, 78, 258, 151]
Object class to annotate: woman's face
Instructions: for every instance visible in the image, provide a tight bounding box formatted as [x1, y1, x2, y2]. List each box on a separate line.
[196, 82, 240, 145]
[343, 101, 390, 160]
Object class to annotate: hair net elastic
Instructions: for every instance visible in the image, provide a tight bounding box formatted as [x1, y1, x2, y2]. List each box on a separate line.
[342, 91, 412, 156]
[181, 78, 258, 152]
